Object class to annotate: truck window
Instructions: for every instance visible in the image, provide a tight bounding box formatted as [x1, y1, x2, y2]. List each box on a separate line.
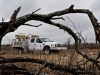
[41, 38, 52, 42]
[30, 38, 35, 43]
[36, 38, 42, 43]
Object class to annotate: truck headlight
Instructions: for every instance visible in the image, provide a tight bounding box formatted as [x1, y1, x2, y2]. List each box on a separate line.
[51, 44, 55, 47]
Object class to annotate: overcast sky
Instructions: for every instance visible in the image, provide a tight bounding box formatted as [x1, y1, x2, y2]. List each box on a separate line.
[0, 0, 100, 44]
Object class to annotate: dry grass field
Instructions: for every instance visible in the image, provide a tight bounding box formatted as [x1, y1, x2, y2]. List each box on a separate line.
[1, 49, 99, 62]
[0, 48, 100, 74]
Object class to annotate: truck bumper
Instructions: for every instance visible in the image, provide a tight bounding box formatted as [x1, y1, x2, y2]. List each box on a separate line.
[50, 47, 67, 50]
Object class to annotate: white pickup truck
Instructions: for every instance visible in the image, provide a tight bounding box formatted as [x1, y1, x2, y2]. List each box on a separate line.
[12, 34, 67, 54]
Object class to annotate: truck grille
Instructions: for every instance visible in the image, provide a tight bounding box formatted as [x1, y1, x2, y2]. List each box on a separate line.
[55, 44, 61, 47]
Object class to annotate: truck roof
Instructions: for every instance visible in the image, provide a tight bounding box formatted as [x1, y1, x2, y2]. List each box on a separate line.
[30, 37, 47, 39]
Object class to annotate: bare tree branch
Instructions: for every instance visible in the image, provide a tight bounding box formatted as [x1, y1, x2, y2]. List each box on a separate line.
[36, 62, 48, 75]
[9, 6, 21, 22]
[66, 16, 85, 44]
[0, 57, 94, 75]
[45, 20, 100, 69]
[32, 8, 41, 14]
[51, 17, 65, 20]
[2, 17, 5, 22]
[24, 24, 42, 27]
[96, 52, 100, 60]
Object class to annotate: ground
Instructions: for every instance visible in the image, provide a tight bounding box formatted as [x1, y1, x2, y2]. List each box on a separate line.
[0, 49, 99, 74]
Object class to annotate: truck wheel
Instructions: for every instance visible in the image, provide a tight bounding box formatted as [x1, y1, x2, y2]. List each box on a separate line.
[18, 48, 23, 54]
[44, 47, 51, 54]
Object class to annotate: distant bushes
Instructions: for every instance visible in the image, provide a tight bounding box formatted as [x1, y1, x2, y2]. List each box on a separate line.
[1, 43, 99, 50]
[62, 43, 99, 49]
[1, 44, 11, 50]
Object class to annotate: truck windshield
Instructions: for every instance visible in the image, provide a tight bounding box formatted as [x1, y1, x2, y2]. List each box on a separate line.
[41, 38, 52, 42]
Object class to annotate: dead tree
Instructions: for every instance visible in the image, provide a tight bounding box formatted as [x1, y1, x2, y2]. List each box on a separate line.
[0, 5, 100, 74]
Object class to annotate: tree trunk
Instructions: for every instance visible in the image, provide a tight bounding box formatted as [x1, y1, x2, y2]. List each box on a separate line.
[0, 37, 2, 50]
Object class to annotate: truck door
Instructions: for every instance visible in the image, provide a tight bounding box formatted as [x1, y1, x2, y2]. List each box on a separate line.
[34, 38, 43, 50]
[28, 38, 35, 51]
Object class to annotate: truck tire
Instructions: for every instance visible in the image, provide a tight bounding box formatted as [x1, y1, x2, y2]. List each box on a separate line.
[18, 48, 23, 54]
[44, 47, 51, 54]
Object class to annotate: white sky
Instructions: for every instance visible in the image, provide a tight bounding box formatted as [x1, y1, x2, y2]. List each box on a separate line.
[0, 0, 100, 44]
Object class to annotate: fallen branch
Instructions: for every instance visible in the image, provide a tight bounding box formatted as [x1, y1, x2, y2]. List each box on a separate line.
[0, 57, 95, 75]
[36, 62, 48, 75]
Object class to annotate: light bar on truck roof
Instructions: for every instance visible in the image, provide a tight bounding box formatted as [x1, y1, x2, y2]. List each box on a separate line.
[31, 35, 39, 37]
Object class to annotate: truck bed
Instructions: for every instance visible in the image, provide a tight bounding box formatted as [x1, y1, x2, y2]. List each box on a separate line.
[12, 41, 28, 48]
